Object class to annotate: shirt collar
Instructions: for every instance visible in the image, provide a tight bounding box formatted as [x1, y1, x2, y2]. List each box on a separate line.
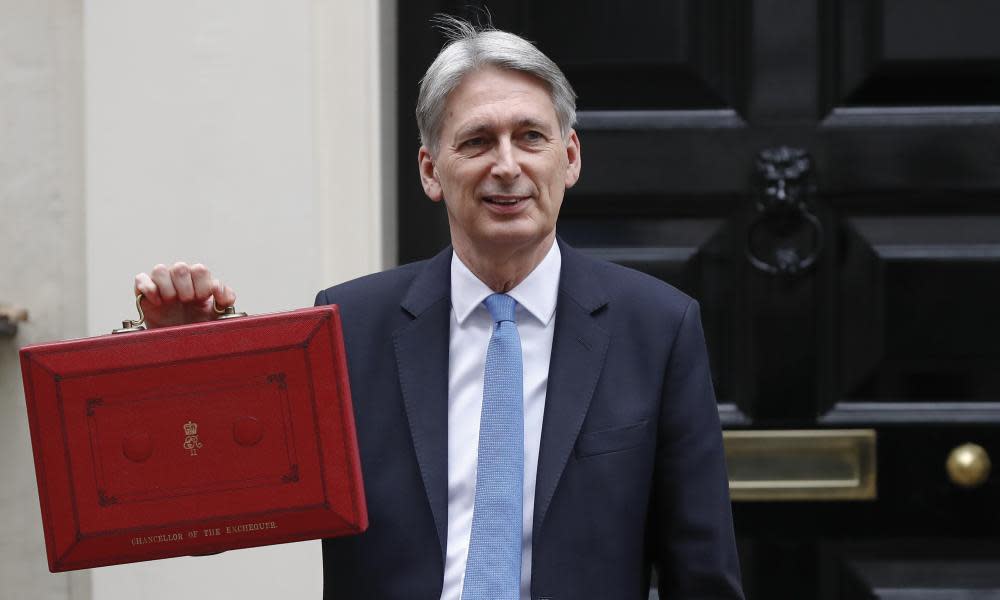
[451, 241, 561, 326]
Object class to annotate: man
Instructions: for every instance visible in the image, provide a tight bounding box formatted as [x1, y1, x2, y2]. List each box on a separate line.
[136, 17, 743, 600]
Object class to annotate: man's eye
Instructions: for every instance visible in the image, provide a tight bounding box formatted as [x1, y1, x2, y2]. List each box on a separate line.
[461, 137, 486, 148]
[522, 131, 545, 143]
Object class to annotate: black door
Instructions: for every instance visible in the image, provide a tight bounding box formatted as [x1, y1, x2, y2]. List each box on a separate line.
[397, 2, 1000, 598]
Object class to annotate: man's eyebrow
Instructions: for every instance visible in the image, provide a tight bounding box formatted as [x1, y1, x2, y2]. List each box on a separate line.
[514, 117, 552, 132]
[453, 122, 492, 141]
[452, 117, 554, 142]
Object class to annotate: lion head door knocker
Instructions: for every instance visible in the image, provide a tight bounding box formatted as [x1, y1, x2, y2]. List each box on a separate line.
[746, 147, 824, 275]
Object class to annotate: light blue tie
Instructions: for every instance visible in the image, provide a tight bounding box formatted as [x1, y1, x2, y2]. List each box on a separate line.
[462, 293, 523, 600]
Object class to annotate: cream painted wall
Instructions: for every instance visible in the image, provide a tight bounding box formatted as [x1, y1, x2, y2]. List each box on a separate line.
[1, 0, 88, 598]
[84, 1, 394, 598]
[85, 0, 320, 331]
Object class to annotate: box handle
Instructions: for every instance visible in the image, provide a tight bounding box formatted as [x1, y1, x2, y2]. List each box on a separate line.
[112, 294, 247, 334]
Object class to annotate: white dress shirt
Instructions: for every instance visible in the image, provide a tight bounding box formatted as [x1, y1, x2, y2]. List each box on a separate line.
[440, 241, 561, 600]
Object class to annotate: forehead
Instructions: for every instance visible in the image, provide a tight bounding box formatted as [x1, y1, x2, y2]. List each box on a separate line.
[442, 67, 559, 133]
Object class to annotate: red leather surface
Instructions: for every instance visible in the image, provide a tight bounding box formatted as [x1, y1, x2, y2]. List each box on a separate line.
[20, 306, 367, 572]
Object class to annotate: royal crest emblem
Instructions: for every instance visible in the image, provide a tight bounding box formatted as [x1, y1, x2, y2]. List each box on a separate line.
[183, 421, 203, 456]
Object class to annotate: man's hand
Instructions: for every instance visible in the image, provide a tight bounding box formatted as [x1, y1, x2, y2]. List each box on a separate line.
[134, 262, 237, 329]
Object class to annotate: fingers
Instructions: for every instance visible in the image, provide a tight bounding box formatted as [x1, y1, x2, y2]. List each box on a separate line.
[136, 262, 233, 328]
[212, 279, 237, 309]
[134, 272, 162, 306]
[141, 262, 218, 306]
[190, 264, 214, 302]
[149, 264, 177, 304]
[166, 262, 214, 302]
[169, 262, 197, 302]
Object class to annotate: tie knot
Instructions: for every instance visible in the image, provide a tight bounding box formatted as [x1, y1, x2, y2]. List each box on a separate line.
[483, 293, 517, 324]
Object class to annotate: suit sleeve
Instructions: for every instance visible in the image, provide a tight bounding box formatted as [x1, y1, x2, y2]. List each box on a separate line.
[652, 299, 744, 599]
[315, 288, 330, 307]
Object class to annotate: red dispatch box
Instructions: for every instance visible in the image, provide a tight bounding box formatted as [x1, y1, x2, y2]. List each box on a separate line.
[19, 305, 367, 572]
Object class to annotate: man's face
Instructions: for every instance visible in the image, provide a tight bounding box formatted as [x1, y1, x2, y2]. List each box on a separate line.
[418, 67, 581, 258]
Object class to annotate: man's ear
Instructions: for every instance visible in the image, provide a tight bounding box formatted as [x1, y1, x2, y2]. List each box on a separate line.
[564, 129, 582, 189]
[418, 146, 443, 202]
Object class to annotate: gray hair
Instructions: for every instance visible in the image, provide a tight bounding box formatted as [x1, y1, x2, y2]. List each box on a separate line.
[416, 15, 577, 155]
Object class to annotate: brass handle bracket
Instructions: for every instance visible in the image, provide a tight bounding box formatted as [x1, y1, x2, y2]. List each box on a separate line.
[112, 294, 148, 334]
[213, 303, 248, 320]
[112, 294, 247, 334]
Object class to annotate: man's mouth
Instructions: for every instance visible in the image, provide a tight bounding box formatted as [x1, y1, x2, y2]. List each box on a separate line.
[483, 195, 529, 206]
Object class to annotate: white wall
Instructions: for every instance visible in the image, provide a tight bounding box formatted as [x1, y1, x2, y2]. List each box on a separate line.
[84, 1, 394, 598]
[0, 0, 89, 598]
[86, 0, 314, 329]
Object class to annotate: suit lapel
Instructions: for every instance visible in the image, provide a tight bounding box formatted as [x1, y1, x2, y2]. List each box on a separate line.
[390, 241, 611, 559]
[533, 240, 610, 535]
[393, 247, 452, 562]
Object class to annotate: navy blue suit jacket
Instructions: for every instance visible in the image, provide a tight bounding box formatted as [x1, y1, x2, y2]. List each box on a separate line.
[315, 239, 743, 599]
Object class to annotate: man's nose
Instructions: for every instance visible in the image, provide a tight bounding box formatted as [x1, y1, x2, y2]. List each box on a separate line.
[490, 138, 522, 181]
